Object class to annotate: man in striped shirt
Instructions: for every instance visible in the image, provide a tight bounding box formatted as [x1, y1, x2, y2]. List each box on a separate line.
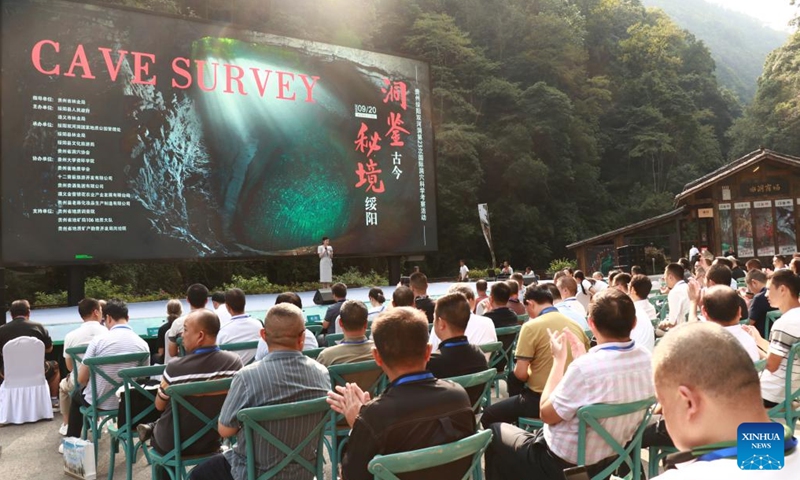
[65, 299, 149, 438]
[485, 289, 654, 479]
[138, 309, 243, 462]
[189, 303, 330, 480]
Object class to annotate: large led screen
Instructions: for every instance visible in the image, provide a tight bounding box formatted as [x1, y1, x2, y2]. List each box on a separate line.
[1, 0, 437, 266]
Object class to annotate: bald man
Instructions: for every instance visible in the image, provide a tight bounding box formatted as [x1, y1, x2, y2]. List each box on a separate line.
[139, 310, 243, 477]
[651, 323, 799, 478]
[190, 304, 330, 480]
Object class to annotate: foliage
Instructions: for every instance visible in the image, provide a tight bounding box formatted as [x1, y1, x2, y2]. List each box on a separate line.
[221, 275, 280, 294]
[547, 258, 577, 276]
[333, 268, 388, 289]
[644, 246, 668, 274]
[34, 290, 68, 307]
[85, 276, 133, 300]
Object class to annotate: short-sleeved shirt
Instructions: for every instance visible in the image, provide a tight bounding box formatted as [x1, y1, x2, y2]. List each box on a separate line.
[544, 340, 654, 465]
[429, 313, 497, 351]
[220, 350, 330, 480]
[343, 373, 475, 480]
[723, 324, 760, 361]
[515, 309, 589, 393]
[324, 300, 345, 334]
[555, 302, 589, 331]
[216, 314, 263, 364]
[156, 320, 174, 357]
[82, 324, 150, 409]
[167, 307, 212, 357]
[317, 336, 381, 397]
[0, 317, 54, 372]
[667, 281, 691, 325]
[760, 307, 800, 404]
[748, 288, 777, 335]
[560, 297, 587, 318]
[632, 300, 656, 353]
[151, 347, 243, 455]
[63, 321, 108, 366]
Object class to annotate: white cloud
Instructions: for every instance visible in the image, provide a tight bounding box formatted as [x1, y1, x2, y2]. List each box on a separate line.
[703, 0, 797, 32]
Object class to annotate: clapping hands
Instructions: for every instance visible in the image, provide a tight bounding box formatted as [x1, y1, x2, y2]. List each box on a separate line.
[327, 382, 370, 428]
[547, 327, 587, 362]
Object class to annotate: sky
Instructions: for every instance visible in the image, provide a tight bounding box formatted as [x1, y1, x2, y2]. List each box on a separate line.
[704, 0, 798, 32]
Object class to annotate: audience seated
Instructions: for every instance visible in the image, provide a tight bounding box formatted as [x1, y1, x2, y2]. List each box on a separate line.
[506, 280, 526, 315]
[480, 286, 589, 428]
[591, 272, 608, 292]
[409, 272, 436, 323]
[612, 272, 631, 294]
[392, 285, 415, 308]
[556, 276, 587, 318]
[573, 270, 593, 311]
[628, 275, 656, 353]
[366, 287, 387, 320]
[474, 279, 489, 315]
[154, 300, 182, 365]
[429, 284, 497, 351]
[65, 299, 150, 439]
[317, 300, 378, 391]
[0, 299, 60, 410]
[138, 310, 243, 480]
[426, 293, 488, 406]
[745, 269, 777, 336]
[189, 303, 330, 480]
[699, 286, 759, 361]
[57, 298, 107, 436]
[483, 282, 518, 329]
[660, 263, 690, 330]
[167, 284, 210, 361]
[211, 291, 232, 326]
[651, 322, 799, 478]
[706, 263, 733, 288]
[322, 283, 348, 337]
[484, 289, 654, 479]
[255, 293, 318, 361]
[327, 307, 475, 480]
[743, 270, 800, 408]
[546, 283, 589, 331]
[216, 288, 262, 364]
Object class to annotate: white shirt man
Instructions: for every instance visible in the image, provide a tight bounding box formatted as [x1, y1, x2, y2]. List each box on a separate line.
[458, 262, 469, 281]
[217, 314, 263, 364]
[591, 272, 608, 292]
[431, 284, 498, 351]
[664, 264, 690, 325]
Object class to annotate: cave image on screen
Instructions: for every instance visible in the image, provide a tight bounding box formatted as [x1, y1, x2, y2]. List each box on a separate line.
[1, 0, 437, 265]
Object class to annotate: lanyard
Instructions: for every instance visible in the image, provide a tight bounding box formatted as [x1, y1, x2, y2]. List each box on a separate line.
[598, 341, 636, 352]
[110, 324, 133, 331]
[441, 339, 469, 348]
[340, 338, 369, 345]
[696, 437, 797, 462]
[539, 306, 559, 316]
[193, 346, 221, 355]
[393, 372, 434, 387]
[229, 314, 250, 321]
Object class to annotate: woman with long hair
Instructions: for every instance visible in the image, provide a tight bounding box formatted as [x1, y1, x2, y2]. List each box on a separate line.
[155, 299, 183, 364]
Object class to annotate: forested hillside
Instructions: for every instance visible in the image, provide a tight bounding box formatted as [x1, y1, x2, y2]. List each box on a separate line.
[643, 0, 789, 103]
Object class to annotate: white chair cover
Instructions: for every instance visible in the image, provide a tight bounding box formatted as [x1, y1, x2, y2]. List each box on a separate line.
[0, 336, 54, 424]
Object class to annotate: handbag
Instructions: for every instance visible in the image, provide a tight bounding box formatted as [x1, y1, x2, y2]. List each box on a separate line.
[62, 437, 96, 480]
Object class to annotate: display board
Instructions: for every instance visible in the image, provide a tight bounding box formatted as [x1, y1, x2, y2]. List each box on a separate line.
[1, 0, 437, 266]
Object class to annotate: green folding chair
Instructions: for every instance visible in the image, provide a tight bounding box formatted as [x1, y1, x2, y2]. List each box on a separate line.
[767, 341, 800, 431]
[647, 445, 678, 479]
[237, 396, 330, 480]
[765, 310, 782, 339]
[141, 377, 233, 480]
[65, 345, 88, 393]
[80, 351, 150, 464]
[517, 314, 528, 324]
[754, 358, 767, 372]
[219, 341, 260, 365]
[176, 336, 186, 357]
[303, 347, 325, 359]
[306, 324, 323, 336]
[326, 360, 387, 480]
[109, 364, 166, 480]
[445, 368, 496, 414]
[491, 326, 522, 399]
[575, 397, 656, 480]
[367, 429, 492, 480]
[518, 416, 543, 432]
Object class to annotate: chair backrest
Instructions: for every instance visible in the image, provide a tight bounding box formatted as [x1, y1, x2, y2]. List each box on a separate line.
[118, 365, 166, 431]
[65, 345, 89, 387]
[367, 429, 492, 480]
[220, 341, 260, 365]
[325, 333, 344, 344]
[516, 314, 528, 324]
[2, 336, 46, 388]
[162, 377, 233, 465]
[576, 397, 656, 480]
[776, 342, 800, 415]
[491, 325, 522, 371]
[765, 310, 783, 338]
[479, 341, 503, 364]
[303, 347, 325, 359]
[237, 396, 330, 480]
[82, 351, 151, 409]
[445, 368, 496, 413]
[306, 325, 323, 336]
[328, 360, 386, 397]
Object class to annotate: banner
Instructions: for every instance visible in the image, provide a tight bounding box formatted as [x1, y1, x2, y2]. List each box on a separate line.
[734, 202, 754, 258]
[776, 199, 797, 255]
[478, 203, 496, 268]
[1, 0, 436, 266]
